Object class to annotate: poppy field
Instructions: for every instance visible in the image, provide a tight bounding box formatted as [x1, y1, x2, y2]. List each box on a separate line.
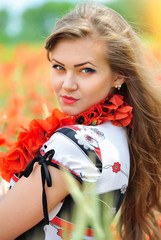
[0, 42, 161, 151]
[0, 42, 161, 239]
[0, 43, 58, 150]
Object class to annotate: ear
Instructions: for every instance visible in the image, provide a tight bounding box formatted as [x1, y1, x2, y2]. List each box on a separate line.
[112, 72, 125, 88]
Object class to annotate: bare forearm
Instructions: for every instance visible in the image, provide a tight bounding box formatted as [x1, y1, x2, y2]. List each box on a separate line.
[0, 166, 70, 239]
[0, 195, 5, 202]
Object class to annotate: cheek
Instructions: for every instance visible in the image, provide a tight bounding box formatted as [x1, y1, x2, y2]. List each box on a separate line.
[51, 75, 60, 91]
[84, 81, 108, 102]
[95, 80, 113, 98]
[93, 77, 111, 92]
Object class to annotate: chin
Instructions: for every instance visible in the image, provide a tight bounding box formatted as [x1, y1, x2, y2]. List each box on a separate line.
[60, 107, 80, 116]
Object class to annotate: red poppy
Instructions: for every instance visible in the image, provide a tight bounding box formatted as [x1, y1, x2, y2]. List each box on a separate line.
[112, 162, 121, 173]
[74, 94, 133, 127]
[57, 229, 72, 240]
[0, 138, 5, 146]
[108, 94, 124, 108]
[0, 142, 31, 182]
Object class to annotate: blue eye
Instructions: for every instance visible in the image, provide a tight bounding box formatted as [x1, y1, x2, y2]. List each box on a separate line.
[81, 68, 96, 74]
[52, 64, 65, 71]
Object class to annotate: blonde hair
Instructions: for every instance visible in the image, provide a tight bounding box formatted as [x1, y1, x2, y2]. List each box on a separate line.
[45, 3, 161, 240]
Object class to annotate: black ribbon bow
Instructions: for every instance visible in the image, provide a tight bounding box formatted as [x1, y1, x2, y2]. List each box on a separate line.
[22, 149, 55, 225]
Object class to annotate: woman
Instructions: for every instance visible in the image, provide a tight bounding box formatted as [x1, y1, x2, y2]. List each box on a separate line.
[0, 2, 161, 240]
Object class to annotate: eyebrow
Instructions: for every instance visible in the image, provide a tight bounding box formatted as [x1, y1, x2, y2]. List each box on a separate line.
[52, 58, 97, 68]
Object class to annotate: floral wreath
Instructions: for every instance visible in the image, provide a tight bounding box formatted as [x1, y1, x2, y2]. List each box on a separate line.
[0, 94, 133, 182]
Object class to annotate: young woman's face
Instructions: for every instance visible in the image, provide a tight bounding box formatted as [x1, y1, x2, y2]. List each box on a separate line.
[50, 37, 118, 116]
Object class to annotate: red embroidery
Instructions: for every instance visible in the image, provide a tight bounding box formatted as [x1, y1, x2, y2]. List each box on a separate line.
[95, 147, 102, 161]
[112, 162, 121, 173]
[57, 229, 72, 240]
[40, 150, 45, 156]
[85, 135, 92, 142]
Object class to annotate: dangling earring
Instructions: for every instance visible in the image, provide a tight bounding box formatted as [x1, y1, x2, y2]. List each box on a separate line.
[115, 85, 121, 90]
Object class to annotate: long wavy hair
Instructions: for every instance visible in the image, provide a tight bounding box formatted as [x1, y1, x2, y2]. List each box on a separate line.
[45, 3, 161, 240]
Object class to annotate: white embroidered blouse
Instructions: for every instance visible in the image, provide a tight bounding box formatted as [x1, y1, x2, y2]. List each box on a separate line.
[10, 121, 130, 240]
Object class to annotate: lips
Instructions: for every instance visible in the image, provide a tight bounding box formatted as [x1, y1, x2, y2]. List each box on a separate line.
[62, 96, 78, 104]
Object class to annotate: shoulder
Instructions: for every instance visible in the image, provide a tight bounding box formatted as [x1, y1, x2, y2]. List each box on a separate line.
[46, 121, 127, 144]
[42, 122, 129, 158]
[40, 124, 109, 183]
[96, 121, 129, 153]
[40, 123, 129, 181]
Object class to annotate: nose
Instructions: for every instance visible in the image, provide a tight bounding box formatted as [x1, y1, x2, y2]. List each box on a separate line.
[62, 72, 78, 91]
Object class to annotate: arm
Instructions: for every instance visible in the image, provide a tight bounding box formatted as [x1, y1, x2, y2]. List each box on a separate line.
[0, 165, 71, 240]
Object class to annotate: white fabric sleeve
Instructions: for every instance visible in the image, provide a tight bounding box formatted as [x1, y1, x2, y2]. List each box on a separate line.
[40, 125, 103, 184]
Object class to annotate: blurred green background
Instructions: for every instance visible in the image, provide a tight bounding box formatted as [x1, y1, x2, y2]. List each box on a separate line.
[0, 0, 161, 46]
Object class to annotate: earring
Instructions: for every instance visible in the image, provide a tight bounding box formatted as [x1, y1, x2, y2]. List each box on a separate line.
[115, 85, 121, 90]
